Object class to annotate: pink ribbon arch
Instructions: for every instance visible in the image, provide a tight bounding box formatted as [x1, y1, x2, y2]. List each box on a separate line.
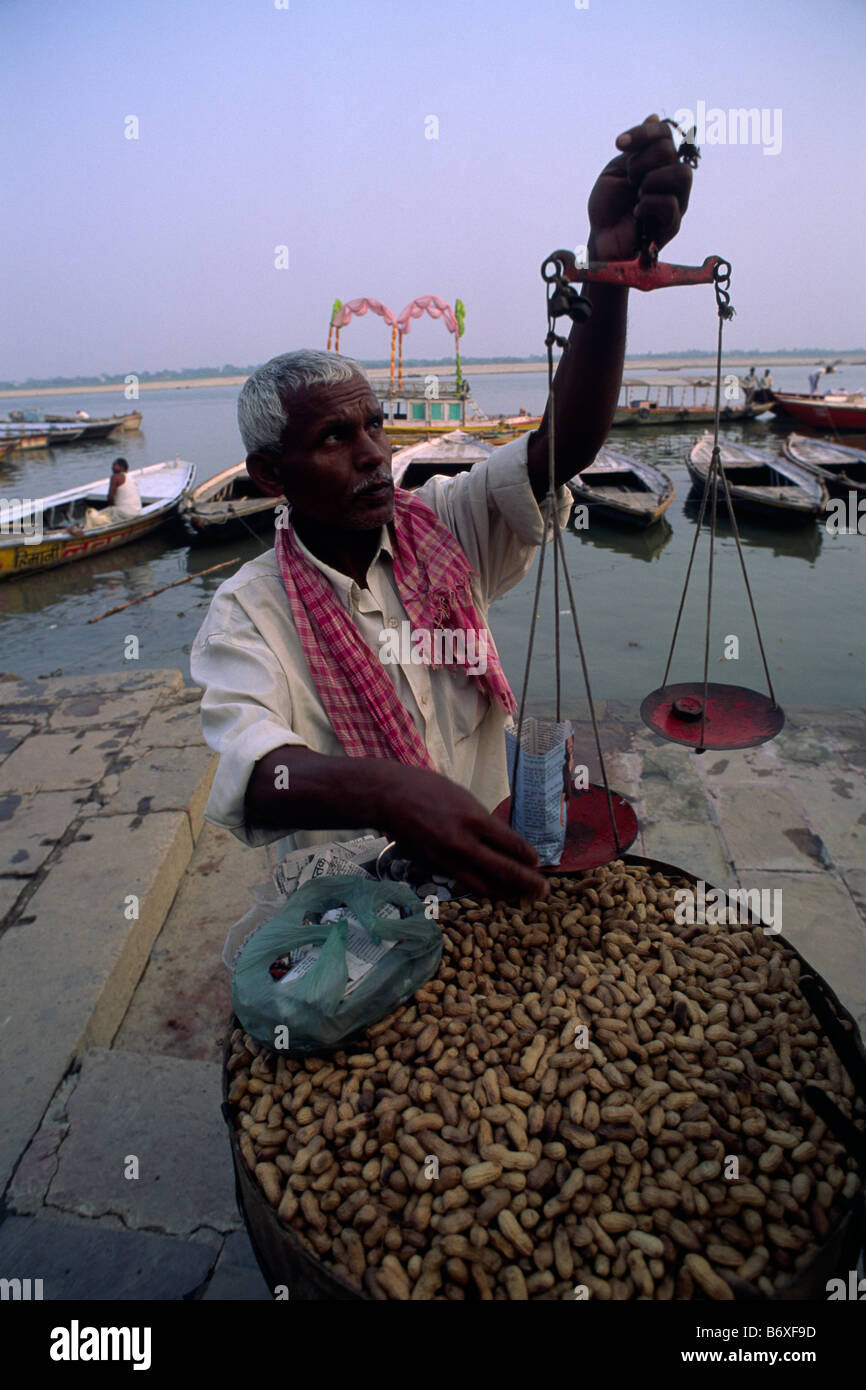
[396, 295, 458, 337]
[331, 297, 397, 329]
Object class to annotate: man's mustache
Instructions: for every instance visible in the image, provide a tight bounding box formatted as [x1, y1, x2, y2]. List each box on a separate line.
[352, 474, 394, 497]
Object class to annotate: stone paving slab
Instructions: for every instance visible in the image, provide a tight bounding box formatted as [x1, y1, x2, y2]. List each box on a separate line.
[136, 693, 203, 748]
[639, 745, 709, 822]
[6, 1069, 79, 1215]
[47, 688, 164, 732]
[602, 749, 643, 805]
[695, 744, 782, 791]
[98, 744, 217, 839]
[46, 1049, 242, 1238]
[0, 729, 127, 793]
[712, 784, 830, 872]
[639, 820, 734, 889]
[202, 1230, 272, 1301]
[0, 790, 84, 876]
[843, 868, 866, 923]
[0, 876, 26, 922]
[0, 723, 35, 758]
[0, 668, 184, 717]
[114, 823, 266, 1064]
[0, 811, 192, 1192]
[786, 766, 866, 869]
[762, 870, 866, 1037]
[771, 722, 838, 766]
[0, 1211, 217, 1300]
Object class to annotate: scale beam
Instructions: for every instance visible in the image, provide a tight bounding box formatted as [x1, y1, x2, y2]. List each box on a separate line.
[542, 245, 724, 294]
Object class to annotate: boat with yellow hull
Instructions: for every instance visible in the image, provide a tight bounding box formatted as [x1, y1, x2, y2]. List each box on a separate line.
[372, 376, 540, 446]
[0, 458, 195, 579]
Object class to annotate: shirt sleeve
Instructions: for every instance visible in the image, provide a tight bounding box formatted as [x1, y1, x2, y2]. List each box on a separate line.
[413, 432, 573, 605]
[189, 594, 307, 847]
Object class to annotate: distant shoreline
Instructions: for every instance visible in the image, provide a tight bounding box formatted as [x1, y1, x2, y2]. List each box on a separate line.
[1, 352, 863, 399]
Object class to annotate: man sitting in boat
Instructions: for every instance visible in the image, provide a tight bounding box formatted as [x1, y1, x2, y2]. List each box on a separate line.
[84, 458, 142, 529]
[191, 115, 693, 900]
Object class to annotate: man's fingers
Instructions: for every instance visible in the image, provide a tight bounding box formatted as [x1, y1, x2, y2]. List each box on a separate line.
[623, 136, 684, 188]
[476, 816, 542, 866]
[445, 832, 549, 902]
[632, 193, 684, 238]
[615, 117, 674, 152]
[636, 160, 692, 200]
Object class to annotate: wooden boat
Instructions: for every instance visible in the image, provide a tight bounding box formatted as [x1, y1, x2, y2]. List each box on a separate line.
[0, 427, 50, 452]
[567, 447, 674, 528]
[770, 391, 866, 431]
[391, 430, 495, 489]
[40, 410, 142, 432]
[612, 375, 770, 428]
[1, 420, 114, 449]
[371, 376, 539, 446]
[687, 435, 827, 522]
[782, 434, 866, 496]
[178, 462, 284, 542]
[40, 423, 86, 447]
[0, 458, 195, 579]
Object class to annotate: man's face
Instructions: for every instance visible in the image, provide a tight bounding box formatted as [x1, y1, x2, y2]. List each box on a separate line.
[112, 463, 124, 477]
[251, 375, 394, 531]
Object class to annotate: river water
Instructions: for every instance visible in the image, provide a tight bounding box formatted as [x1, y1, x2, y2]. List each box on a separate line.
[1, 366, 864, 712]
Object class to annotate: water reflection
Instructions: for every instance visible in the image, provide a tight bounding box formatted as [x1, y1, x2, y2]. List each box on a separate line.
[682, 496, 823, 562]
[567, 512, 674, 563]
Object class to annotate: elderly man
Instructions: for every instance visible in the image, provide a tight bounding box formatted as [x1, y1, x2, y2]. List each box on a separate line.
[191, 116, 691, 901]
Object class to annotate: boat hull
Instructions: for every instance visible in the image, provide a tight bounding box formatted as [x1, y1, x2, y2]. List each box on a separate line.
[385, 417, 538, 447]
[571, 496, 672, 528]
[770, 393, 866, 431]
[184, 504, 279, 544]
[0, 512, 170, 578]
[685, 458, 823, 524]
[611, 405, 763, 428]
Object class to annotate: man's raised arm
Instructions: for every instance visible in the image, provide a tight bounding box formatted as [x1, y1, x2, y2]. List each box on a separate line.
[527, 115, 693, 501]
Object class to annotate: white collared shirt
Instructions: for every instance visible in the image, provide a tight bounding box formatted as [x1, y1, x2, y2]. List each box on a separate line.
[189, 432, 571, 855]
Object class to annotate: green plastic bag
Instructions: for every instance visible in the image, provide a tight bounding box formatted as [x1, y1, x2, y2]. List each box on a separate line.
[232, 875, 442, 1055]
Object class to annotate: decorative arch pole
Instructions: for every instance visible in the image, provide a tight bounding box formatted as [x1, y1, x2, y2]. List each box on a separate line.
[326, 299, 343, 352]
[454, 298, 466, 391]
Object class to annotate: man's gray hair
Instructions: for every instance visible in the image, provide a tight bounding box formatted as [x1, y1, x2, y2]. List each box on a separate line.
[237, 350, 368, 456]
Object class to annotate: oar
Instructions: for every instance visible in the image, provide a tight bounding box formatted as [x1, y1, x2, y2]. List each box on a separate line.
[88, 557, 240, 623]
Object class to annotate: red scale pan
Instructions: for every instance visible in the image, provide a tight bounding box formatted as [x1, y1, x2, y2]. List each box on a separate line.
[495, 786, 638, 873]
[641, 682, 785, 752]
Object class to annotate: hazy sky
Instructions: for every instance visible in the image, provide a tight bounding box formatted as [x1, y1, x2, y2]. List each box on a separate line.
[2, 0, 864, 379]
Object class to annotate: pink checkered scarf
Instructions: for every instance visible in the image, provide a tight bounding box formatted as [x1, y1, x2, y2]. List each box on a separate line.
[274, 490, 516, 766]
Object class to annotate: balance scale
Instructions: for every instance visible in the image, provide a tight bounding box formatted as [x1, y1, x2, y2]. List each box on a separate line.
[503, 122, 784, 871]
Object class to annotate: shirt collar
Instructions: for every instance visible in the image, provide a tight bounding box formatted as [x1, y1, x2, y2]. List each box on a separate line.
[291, 523, 394, 600]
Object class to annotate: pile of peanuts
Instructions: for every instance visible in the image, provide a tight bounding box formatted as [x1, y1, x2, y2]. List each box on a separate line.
[225, 859, 865, 1300]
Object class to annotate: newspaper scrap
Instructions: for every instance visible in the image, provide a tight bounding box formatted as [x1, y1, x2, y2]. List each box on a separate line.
[272, 834, 389, 898]
[275, 905, 400, 998]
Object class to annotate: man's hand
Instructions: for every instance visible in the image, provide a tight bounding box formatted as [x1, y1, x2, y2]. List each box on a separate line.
[245, 745, 549, 904]
[375, 763, 549, 903]
[587, 114, 692, 263]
